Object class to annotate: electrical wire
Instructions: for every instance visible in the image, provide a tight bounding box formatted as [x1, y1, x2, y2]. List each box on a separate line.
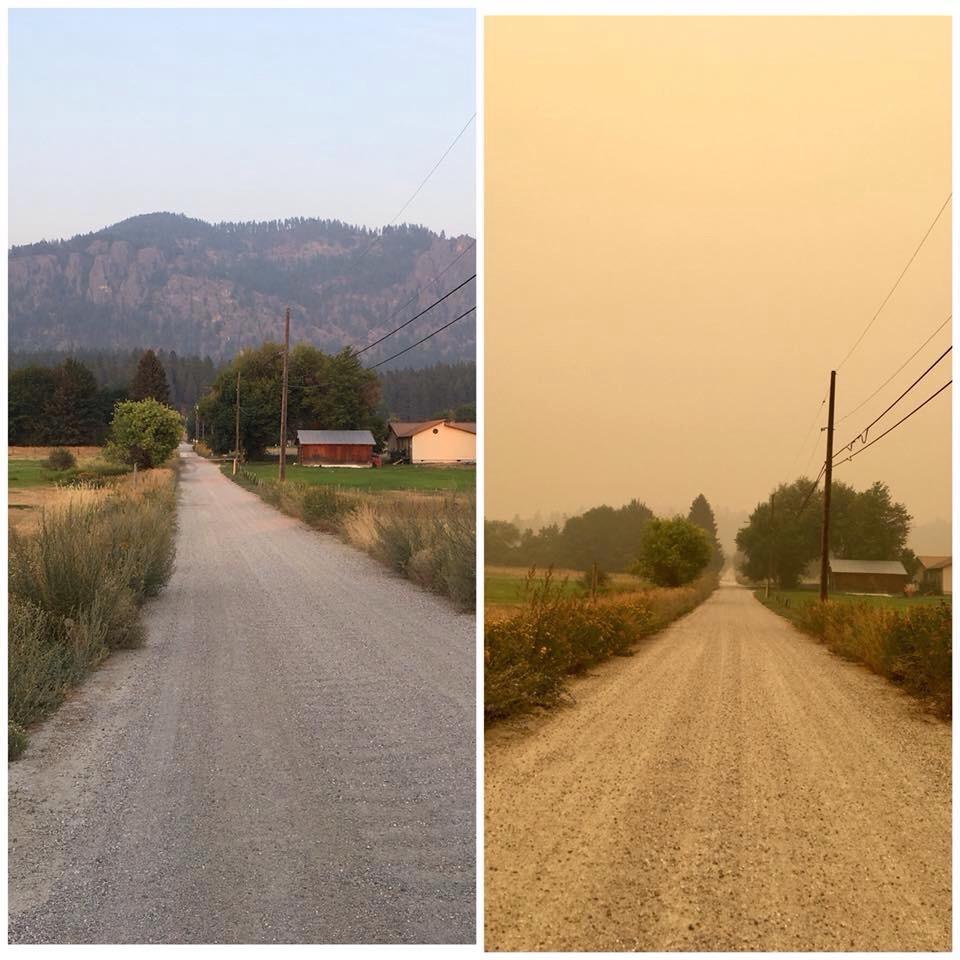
[833, 345, 952, 459]
[834, 380, 952, 466]
[795, 460, 827, 518]
[367, 306, 476, 370]
[837, 314, 952, 424]
[353, 272, 476, 356]
[353, 113, 477, 262]
[836, 193, 951, 370]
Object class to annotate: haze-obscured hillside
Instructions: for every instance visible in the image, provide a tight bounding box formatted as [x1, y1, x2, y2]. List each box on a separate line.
[9, 212, 476, 365]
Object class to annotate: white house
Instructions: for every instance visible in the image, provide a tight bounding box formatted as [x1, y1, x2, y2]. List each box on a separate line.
[386, 420, 476, 464]
[914, 555, 952, 595]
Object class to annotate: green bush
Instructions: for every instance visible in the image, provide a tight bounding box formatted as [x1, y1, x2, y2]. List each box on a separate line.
[635, 516, 712, 587]
[105, 398, 182, 468]
[45, 447, 76, 471]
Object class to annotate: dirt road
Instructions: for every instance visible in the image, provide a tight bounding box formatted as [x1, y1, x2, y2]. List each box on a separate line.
[9, 448, 475, 944]
[485, 575, 950, 951]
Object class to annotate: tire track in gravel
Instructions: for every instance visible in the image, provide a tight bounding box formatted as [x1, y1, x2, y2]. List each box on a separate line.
[484, 579, 950, 951]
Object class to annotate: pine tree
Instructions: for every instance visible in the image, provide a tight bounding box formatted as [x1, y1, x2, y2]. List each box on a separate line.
[687, 493, 725, 572]
[130, 349, 171, 405]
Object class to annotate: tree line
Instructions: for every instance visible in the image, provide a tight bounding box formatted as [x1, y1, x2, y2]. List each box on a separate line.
[197, 344, 383, 459]
[486, 493, 725, 576]
[735, 476, 916, 587]
[11, 349, 217, 415]
[9, 350, 177, 446]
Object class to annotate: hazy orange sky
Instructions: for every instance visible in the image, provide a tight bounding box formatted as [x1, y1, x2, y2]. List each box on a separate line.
[486, 16, 951, 551]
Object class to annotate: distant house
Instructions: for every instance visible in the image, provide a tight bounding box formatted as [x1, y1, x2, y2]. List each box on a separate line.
[386, 420, 476, 464]
[828, 558, 909, 594]
[296, 429, 375, 467]
[914, 555, 952, 595]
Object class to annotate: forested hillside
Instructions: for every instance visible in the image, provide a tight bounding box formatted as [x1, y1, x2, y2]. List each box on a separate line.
[9, 212, 476, 366]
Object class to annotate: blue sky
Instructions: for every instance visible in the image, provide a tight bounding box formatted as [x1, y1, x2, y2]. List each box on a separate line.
[8, 8, 475, 245]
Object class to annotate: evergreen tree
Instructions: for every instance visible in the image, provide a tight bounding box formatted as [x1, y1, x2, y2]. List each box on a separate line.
[130, 349, 171, 404]
[687, 493, 725, 572]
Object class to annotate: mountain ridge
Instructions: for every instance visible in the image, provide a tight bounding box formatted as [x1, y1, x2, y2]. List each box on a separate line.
[9, 212, 476, 367]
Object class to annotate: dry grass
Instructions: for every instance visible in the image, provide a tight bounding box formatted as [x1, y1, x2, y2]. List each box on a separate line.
[8, 445, 102, 461]
[484, 572, 718, 721]
[8, 467, 173, 536]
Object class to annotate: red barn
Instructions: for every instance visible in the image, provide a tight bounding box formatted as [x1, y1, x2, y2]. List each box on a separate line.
[296, 430, 376, 467]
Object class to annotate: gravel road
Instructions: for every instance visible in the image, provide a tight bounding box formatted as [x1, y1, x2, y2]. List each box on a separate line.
[485, 574, 950, 951]
[9, 447, 475, 944]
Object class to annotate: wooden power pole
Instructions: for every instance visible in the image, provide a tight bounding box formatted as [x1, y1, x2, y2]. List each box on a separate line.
[766, 492, 775, 599]
[819, 370, 837, 601]
[233, 366, 241, 476]
[279, 306, 290, 481]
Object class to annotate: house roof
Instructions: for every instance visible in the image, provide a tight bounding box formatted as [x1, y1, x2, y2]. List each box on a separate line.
[296, 430, 375, 446]
[916, 555, 952, 571]
[388, 419, 445, 438]
[829, 558, 907, 576]
[446, 421, 476, 434]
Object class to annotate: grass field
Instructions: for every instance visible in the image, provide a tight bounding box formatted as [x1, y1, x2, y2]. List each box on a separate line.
[485, 564, 649, 607]
[762, 588, 949, 613]
[8, 460, 56, 489]
[236, 461, 475, 493]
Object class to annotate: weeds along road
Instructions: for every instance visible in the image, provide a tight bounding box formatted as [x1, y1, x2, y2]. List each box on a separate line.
[9, 447, 475, 944]
[485, 574, 951, 952]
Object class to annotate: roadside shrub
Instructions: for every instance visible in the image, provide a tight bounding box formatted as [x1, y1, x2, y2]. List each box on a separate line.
[224, 469, 475, 607]
[8, 473, 178, 757]
[781, 596, 951, 717]
[45, 447, 76, 471]
[8, 723, 28, 761]
[635, 516, 712, 587]
[485, 571, 717, 721]
[300, 486, 352, 532]
[106, 398, 182, 468]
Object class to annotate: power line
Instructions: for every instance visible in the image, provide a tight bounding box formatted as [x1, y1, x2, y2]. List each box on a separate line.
[833, 344, 952, 459]
[837, 194, 952, 369]
[367, 306, 476, 370]
[790, 394, 826, 474]
[837, 314, 952, 424]
[836, 193, 952, 370]
[354, 113, 476, 263]
[358, 240, 475, 351]
[834, 380, 951, 466]
[354, 271, 476, 356]
[795, 460, 827, 517]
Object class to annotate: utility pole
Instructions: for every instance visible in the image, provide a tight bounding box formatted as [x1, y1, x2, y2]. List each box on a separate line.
[233, 366, 241, 476]
[279, 306, 290, 481]
[819, 370, 837, 601]
[766, 492, 775, 600]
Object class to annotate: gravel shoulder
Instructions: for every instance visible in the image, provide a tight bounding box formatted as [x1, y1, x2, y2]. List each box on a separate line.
[9, 448, 475, 944]
[484, 578, 951, 951]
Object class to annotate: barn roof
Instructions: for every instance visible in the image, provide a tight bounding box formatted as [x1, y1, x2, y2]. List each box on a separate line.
[829, 558, 907, 576]
[388, 419, 445, 438]
[916, 555, 952, 570]
[296, 430, 375, 445]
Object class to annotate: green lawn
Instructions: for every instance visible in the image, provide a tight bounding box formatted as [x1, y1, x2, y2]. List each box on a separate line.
[485, 566, 648, 606]
[235, 461, 475, 493]
[8, 460, 55, 489]
[760, 588, 949, 613]
[485, 572, 586, 605]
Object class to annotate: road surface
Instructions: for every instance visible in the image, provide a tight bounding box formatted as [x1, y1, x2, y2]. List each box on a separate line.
[485, 574, 950, 951]
[9, 447, 475, 944]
